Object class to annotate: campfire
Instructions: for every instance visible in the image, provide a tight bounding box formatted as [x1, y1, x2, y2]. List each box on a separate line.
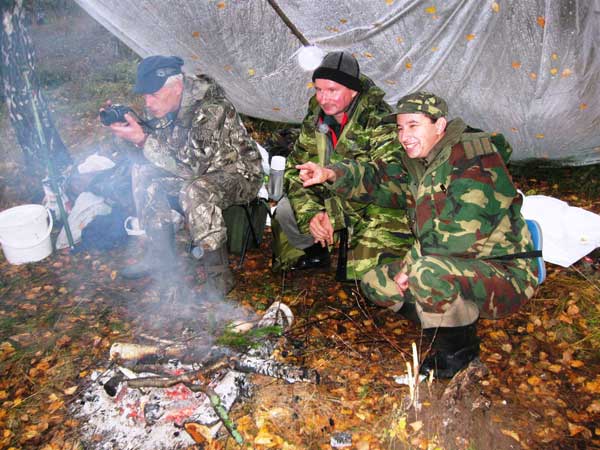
[73, 301, 319, 448]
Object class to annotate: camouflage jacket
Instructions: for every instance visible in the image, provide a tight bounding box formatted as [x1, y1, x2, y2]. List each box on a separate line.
[329, 118, 534, 263]
[284, 75, 405, 234]
[142, 75, 262, 184]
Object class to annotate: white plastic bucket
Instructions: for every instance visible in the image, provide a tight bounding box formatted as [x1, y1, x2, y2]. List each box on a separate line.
[0, 204, 53, 265]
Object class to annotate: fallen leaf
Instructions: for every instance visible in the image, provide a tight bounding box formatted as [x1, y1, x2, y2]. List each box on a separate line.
[425, 6, 436, 14]
[511, 61, 522, 69]
[491, 2, 500, 12]
[501, 429, 521, 442]
[409, 420, 423, 432]
[537, 16, 546, 28]
[247, 68, 255, 76]
[63, 386, 77, 395]
[568, 422, 591, 437]
[527, 376, 542, 386]
[466, 33, 476, 41]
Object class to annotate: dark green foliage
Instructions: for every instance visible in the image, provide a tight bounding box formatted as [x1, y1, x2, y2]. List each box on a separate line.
[216, 324, 283, 351]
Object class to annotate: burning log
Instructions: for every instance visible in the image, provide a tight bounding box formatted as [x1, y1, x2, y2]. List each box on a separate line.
[109, 342, 186, 361]
[233, 355, 320, 384]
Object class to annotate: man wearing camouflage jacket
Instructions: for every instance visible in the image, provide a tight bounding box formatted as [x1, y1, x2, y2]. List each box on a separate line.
[273, 51, 412, 280]
[108, 55, 262, 293]
[297, 92, 540, 378]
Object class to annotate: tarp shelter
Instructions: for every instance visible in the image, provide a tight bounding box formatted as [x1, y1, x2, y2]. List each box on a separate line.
[75, 0, 600, 165]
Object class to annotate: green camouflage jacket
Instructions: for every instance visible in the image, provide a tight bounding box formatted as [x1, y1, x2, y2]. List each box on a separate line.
[329, 118, 534, 264]
[284, 75, 404, 234]
[142, 75, 262, 184]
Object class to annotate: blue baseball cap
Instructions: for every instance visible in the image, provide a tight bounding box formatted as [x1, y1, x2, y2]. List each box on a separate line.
[133, 55, 184, 94]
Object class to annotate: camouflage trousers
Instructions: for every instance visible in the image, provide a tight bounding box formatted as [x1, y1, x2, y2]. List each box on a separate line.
[361, 254, 539, 327]
[273, 199, 413, 280]
[132, 164, 261, 251]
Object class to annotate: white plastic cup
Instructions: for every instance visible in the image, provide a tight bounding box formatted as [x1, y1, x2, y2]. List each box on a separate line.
[268, 156, 286, 201]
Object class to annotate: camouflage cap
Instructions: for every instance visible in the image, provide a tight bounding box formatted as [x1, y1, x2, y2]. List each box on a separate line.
[391, 91, 448, 119]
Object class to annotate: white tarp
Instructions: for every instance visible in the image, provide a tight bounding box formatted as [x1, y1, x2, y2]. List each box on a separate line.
[74, 0, 600, 165]
[521, 195, 600, 267]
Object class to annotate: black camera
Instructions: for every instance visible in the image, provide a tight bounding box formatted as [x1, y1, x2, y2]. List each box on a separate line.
[99, 104, 134, 126]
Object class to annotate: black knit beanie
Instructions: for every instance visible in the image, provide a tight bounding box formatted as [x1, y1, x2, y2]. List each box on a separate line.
[312, 51, 362, 92]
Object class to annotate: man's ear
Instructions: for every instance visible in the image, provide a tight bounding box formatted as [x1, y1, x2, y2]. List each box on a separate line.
[435, 117, 447, 135]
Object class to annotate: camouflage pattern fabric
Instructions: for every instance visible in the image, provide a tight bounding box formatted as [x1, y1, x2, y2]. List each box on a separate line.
[275, 75, 413, 279]
[329, 118, 539, 321]
[133, 75, 263, 250]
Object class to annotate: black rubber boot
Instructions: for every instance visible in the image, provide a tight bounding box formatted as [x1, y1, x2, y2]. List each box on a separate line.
[121, 225, 176, 280]
[290, 243, 330, 271]
[419, 322, 480, 379]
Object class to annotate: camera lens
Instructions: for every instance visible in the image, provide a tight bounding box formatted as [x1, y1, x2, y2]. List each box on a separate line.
[99, 108, 118, 126]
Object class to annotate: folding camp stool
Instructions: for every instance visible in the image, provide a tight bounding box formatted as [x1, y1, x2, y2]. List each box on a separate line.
[237, 198, 272, 268]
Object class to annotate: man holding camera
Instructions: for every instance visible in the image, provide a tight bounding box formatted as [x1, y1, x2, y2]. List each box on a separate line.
[107, 55, 262, 294]
[272, 51, 412, 281]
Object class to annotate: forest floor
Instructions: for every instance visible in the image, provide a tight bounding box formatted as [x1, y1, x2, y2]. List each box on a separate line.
[0, 4, 599, 450]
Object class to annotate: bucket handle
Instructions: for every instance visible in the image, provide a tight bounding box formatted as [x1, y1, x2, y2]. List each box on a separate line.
[0, 207, 53, 249]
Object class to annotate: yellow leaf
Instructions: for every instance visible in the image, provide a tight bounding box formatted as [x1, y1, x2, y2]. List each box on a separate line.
[306, 81, 314, 88]
[530, 72, 538, 80]
[535, 133, 545, 139]
[216, 2, 226, 9]
[338, 290, 348, 300]
[191, 31, 200, 38]
[537, 16, 546, 28]
[580, 103, 588, 110]
[386, 0, 394, 4]
[550, 68, 558, 75]
[247, 68, 255, 76]
[561, 68, 573, 77]
[527, 375, 542, 386]
[501, 429, 521, 442]
[548, 364, 562, 373]
[491, 2, 500, 12]
[254, 427, 284, 448]
[585, 377, 600, 394]
[364, 52, 374, 58]
[405, 61, 413, 70]
[340, 18, 348, 24]
[396, 37, 404, 44]
[466, 34, 476, 41]
[568, 423, 590, 437]
[425, 6, 436, 14]
[570, 360, 584, 368]
[63, 386, 77, 395]
[0, 391, 7, 400]
[511, 61, 521, 69]
[110, 270, 117, 280]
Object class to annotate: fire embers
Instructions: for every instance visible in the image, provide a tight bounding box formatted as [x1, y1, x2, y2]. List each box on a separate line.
[72, 302, 318, 448]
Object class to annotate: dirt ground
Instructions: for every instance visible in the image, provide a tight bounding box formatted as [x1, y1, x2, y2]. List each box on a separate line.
[1, 5, 599, 450]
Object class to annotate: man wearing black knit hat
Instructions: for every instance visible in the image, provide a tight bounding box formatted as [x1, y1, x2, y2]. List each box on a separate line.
[271, 51, 412, 281]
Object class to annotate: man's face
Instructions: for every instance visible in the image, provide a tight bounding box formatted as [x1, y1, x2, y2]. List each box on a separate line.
[396, 113, 446, 159]
[314, 78, 358, 123]
[143, 81, 182, 118]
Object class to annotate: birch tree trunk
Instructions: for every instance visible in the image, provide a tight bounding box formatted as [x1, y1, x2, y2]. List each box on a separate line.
[0, 0, 71, 179]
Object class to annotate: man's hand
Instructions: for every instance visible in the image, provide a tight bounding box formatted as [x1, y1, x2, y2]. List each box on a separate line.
[108, 113, 147, 148]
[393, 271, 409, 296]
[296, 162, 336, 187]
[309, 211, 334, 247]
